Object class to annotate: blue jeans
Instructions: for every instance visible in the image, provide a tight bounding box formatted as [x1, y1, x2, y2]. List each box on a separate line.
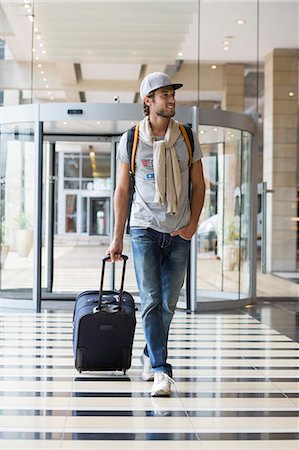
[130, 227, 190, 375]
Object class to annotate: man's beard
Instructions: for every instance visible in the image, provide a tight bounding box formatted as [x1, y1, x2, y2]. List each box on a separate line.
[156, 108, 175, 118]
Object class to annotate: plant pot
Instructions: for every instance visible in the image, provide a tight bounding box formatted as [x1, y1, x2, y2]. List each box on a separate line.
[15, 229, 33, 257]
[223, 244, 239, 271]
[0, 244, 9, 268]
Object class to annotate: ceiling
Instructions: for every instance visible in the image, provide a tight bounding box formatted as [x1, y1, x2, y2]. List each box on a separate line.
[0, 1, 298, 108]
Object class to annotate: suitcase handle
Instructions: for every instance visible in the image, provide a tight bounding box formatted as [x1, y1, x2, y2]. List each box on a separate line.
[98, 254, 128, 309]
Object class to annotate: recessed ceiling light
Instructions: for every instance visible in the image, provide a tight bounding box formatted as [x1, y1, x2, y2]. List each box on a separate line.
[236, 19, 246, 25]
[27, 14, 34, 22]
[37, 63, 42, 68]
[178, 52, 183, 57]
[96, 121, 101, 125]
[211, 65, 217, 70]
[288, 91, 294, 97]
[224, 46, 229, 51]
[199, 130, 205, 134]
[42, 49, 46, 54]
[62, 122, 67, 125]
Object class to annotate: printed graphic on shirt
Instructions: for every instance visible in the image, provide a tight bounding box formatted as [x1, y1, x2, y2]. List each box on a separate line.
[144, 172, 155, 181]
[141, 158, 154, 167]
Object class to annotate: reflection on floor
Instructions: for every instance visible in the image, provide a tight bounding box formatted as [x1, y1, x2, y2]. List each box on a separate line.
[0, 307, 298, 449]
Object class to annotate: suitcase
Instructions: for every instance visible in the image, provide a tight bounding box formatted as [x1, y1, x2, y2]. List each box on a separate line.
[73, 255, 136, 374]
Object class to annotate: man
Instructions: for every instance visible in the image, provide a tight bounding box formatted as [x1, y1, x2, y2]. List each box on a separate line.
[107, 72, 205, 396]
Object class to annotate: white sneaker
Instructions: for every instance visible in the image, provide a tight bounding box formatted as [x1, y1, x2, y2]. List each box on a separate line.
[140, 353, 154, 381]
[151, 372, 173, 397]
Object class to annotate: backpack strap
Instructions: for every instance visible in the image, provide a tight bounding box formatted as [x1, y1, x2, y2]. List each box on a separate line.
[125, 124, 139, 235]
[126, 123, 139, 176]
[179, 123, 194, 167]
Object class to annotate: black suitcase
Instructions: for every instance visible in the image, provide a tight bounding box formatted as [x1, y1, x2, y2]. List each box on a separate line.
[73, 255, 136, 374]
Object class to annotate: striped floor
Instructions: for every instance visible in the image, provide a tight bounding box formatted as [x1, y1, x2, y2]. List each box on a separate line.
[0, 310, 298, 450]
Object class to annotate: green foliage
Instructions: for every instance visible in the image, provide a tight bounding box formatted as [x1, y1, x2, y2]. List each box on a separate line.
[224, 215, 239, 244]
[15, 210, 31, 229]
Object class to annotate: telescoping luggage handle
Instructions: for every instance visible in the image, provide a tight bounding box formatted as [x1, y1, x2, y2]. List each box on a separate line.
[98, 254, 128, 309]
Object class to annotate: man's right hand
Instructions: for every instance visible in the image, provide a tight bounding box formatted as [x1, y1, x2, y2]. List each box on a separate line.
[106, 238, 123, 262]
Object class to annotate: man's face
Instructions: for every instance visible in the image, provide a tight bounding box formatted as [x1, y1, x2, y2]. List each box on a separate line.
[146, 87, 176, 118]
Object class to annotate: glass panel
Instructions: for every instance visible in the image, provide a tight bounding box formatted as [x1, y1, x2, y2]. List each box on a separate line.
[239, 132, 252, 296]
[0, 123, 35, 298]
[222, 128, 241, 295]
[64, 180, 80, 189]
[52, 140, 113, 292]
[81, 197, 87, 233]
[65, 194, 77, 233]
[64, 155, 80, 178]
[197, 124, 252, 301]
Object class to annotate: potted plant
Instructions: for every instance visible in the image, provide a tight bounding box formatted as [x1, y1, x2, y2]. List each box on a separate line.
[223, 215, 239, 271]
[15, 210, 33, 257]
[0, 221, 9, 268]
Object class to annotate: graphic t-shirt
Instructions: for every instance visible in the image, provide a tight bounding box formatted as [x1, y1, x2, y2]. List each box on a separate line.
[117, 128, 203, 233]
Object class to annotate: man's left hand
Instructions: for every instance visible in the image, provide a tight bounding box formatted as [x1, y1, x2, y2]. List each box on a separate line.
[170, 224, 197, 240]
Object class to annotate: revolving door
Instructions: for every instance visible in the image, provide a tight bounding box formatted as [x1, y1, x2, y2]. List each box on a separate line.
[0, 103, 257, 311]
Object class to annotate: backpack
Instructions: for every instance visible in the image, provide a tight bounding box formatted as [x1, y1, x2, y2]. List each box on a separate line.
[125, 123, 195, 233]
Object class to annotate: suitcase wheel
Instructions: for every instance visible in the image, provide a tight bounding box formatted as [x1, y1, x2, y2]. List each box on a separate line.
[76, 348, 85, 372]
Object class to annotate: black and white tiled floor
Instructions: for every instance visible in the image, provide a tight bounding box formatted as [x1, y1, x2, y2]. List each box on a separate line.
[0, 310, 298, 449]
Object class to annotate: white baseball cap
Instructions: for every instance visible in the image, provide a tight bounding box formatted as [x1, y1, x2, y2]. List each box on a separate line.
[140, 72, 183, 100]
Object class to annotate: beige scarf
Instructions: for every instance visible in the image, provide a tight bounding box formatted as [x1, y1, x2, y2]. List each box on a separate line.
[139, 117, 181, 214]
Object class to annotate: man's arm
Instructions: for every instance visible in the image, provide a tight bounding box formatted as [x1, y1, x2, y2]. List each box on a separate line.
[171, 160, 205, 239]
[107, 162, 130, 261]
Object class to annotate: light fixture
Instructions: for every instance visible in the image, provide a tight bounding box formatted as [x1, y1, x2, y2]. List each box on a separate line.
[224, 46, 229, 51]
[27, 14, 34, 22]
[43, 77, 47, 81]
[289, 91, 295, 97]
[236, 19, 246, 25]
[62, 121, 67, 125]
[178, 52, 183, 57]
[37, 63, 42, 68]
[39, 43, 44, 48]
[211, 65, 217, 70]
[42, 49, 46, 54]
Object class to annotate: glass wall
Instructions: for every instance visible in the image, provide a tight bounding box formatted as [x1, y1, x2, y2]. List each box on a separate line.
[0, 122, 35, 298]
[0, 104, 255, 309]
[197, 124, 251, 300]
